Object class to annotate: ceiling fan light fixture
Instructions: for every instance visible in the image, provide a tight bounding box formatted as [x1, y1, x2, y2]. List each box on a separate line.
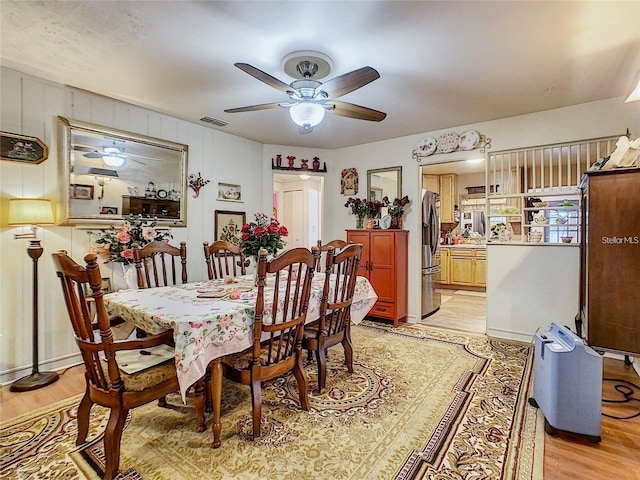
[289, 102, 325, 128]
[103, 146, 121, 154]
[102, 155, 126, 167]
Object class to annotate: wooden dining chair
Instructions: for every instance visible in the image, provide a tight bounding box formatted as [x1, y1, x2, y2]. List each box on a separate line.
[203, 240, 248, 280]
[315, 239, 348, 271]
[52, 251, 180, 480]
[303, 243, 362, 393]
[132, 240, 187, 288]
[222, 246, 318, 439]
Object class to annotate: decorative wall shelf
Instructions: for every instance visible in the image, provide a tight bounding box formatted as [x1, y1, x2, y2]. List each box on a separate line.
[271, 158, 327, 173]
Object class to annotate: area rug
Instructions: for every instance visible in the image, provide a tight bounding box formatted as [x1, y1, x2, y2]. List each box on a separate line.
[0, 322, 543, 480]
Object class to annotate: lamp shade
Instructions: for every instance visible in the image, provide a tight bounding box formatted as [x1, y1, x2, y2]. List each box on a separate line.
[289, 102, 325, 128]
[8, 198, 55, 225]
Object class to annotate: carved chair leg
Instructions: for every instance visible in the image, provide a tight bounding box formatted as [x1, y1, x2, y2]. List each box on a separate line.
[315, 346, 328, 394]
[103, 406, 128, 480]
[75, 389, 93, 445]
[157, 396, 167, 407]
[294, 352, 310, 409]
[250, 377, 262, 439]
[342, 336, 354, 374]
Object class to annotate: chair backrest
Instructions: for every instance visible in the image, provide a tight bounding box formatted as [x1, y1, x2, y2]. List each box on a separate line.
[253, 247, 318, 369]
[315, 239, 348, 271]
[318, 243, 363, 337]
[133, 240, 187, 288]
[203, 240, 247, 280]
[52, 250, 123, 392]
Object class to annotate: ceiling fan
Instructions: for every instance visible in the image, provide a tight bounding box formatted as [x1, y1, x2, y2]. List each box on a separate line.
[224, 54, 387, 133]
[75, 140, 145, 167]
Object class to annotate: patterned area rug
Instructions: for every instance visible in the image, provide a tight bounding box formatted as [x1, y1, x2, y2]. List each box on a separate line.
[0, 322, 543, 479]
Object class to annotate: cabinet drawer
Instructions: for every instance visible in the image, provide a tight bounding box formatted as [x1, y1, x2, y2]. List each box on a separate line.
[368, 301, 394, 319]
[450, 249, 474, 257]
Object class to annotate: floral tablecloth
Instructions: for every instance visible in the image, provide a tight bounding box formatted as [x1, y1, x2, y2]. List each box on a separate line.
[103, 274, 377, 401]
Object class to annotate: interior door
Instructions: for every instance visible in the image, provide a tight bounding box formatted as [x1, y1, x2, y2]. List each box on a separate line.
[283, 189, 305, 247]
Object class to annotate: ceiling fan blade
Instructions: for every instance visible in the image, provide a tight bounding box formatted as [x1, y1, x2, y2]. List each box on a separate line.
[234, 63, 292, 94]
[224, 102, 282, 113]
[320, 66, 380, 98]
[83, 151, 103, 158]
[329, 101, 387, 122]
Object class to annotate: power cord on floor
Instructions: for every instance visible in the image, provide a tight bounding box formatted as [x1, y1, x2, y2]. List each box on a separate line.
[602, 378, 640, 420]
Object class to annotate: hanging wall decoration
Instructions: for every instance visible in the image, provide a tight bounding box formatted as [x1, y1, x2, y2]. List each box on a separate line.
[412, 130, 492, 162]
[0, 132, 48, 164]
[341, 168, 359, 195]
[188, 172, 210, 198]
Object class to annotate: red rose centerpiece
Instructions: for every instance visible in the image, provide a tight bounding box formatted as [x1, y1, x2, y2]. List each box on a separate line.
[240, 213, 288, 262]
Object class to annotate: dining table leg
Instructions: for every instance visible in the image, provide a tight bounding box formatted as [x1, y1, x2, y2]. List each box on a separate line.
[210, 359, 223, 448]
[194, 378, 206, 433]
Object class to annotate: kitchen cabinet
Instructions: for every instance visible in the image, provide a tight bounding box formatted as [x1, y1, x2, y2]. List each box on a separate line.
[439, 173, 458, 223]
[346, 229, 408, 328]
[437, 246, 485, 288]
[578, 168, 640, 356]
[422, 174, 439, 194]
[122, 195, 180, 219]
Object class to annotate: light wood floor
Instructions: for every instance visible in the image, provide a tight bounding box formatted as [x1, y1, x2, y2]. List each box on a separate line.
[2, 299, 639, 479]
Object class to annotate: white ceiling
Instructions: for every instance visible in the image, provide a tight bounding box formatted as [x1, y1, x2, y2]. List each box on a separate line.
[2, 1, 639, 150]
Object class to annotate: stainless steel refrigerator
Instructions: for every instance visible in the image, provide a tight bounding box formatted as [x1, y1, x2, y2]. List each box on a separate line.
[422, 189, 441, 318]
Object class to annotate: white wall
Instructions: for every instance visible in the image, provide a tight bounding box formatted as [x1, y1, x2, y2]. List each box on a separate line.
[0, 67, 265, 383]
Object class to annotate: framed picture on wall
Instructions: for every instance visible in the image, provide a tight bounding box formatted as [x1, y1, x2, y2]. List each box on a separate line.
[0, 131, 49, 164]
[217, 182, 242, 202]
[340, 168, 358, 195]
[70, 184, 95, 200]
[100, 206, 118, 215]
[215, 210, 245, 246]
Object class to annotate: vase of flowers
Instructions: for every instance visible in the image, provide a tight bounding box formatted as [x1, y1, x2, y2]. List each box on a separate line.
[344, 197, 368, 229]
[365, 200, 385, 228]
[88, 215, 172, 290]
[384, 196, 411, 229]
[240, 213, 288, 282]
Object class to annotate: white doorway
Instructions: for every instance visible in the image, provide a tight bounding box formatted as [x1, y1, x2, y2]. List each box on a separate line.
[273, 173, 323, 249]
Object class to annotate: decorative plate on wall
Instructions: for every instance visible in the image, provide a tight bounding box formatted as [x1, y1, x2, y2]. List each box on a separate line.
[436, 132, 459, 153]
[416, 136, 437, 156]
[458, 130, 481, 150]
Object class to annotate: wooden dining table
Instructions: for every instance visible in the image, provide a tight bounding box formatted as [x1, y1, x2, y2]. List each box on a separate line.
[103, 272, 378, 447]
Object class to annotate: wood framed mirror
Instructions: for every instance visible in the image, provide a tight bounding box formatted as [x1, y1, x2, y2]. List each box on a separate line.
[367, 166, 402, 202]
[58, 116, 188, 226]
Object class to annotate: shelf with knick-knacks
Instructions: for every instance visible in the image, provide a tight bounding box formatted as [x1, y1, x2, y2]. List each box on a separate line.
[271, 154, 327, 172]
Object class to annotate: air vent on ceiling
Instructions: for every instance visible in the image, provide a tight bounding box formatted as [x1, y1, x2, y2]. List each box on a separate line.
[200, 116, 228, 127]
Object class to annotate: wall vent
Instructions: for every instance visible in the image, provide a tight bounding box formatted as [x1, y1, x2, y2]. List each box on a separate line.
[200, 116, 228, 127]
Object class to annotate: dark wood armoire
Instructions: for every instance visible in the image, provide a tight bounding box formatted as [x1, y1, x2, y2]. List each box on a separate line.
[578, 168, 640, 355]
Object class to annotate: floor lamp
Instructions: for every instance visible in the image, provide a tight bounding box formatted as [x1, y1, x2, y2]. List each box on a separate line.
[8, 198, 60, 391]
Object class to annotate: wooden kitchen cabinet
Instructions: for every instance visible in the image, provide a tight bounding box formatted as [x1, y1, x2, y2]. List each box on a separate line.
[578, 168, 640, 355]
[422, 174, 439, 193]
[439, 247, 485, 288]
[346, 229, 408, 327]
[439, 173, 458, 223]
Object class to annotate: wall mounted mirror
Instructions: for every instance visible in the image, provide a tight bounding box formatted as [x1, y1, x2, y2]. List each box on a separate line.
[58, 116, 188, 226]
[367, 166, 402, 202]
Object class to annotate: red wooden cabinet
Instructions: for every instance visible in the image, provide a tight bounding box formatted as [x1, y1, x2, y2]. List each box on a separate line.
[346, 229, 408, 327]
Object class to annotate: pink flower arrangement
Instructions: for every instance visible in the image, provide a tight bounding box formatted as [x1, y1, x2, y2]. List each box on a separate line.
[88, 214, 172, 265]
